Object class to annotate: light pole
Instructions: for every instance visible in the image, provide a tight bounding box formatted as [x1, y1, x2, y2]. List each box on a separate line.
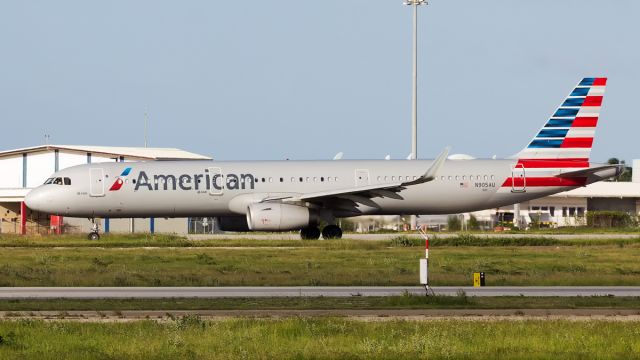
[404, 0, 427, 230]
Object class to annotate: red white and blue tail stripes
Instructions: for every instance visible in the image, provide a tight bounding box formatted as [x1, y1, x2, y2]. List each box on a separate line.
[501, 78, 607, 190]
[517, 77, 606, 160]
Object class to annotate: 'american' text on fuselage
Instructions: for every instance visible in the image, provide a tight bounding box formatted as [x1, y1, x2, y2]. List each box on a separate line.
[134, 170, 256, 191]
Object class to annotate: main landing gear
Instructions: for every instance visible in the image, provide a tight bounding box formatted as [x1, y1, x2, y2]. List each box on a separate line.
[300, 225, 343, 240]
[88, 218, 100, 240]
[322, 225, 342, 239]
[300, 227, 321, 240]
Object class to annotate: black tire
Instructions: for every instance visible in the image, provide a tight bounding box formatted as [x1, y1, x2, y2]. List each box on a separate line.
[322, 225, 343, 239]
[300, 227, 321, 240]
[88, 232, 100, 241]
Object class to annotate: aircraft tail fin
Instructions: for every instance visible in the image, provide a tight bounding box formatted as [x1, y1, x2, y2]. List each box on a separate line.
[514, 77, 607, 163]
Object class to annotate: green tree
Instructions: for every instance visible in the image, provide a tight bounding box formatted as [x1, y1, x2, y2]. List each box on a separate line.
[606, 157, 632, 182]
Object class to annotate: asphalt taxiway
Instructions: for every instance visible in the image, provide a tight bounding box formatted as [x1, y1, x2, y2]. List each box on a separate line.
[1, 286, 639, 299]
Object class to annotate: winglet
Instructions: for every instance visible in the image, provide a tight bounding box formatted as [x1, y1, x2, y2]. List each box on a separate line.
[402, 146, 450, 186]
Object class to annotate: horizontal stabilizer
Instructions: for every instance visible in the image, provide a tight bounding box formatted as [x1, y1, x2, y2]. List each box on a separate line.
[557, 164, 624, 179]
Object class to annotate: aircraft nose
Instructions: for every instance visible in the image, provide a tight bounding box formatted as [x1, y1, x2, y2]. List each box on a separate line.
[25, 188, 50, 212]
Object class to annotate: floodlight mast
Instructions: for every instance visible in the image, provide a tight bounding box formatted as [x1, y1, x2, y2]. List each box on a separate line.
[404, 0, 427, 230]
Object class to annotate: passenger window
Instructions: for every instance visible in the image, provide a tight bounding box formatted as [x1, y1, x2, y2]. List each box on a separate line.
[279, 178, 283, 182]
[321, 177, 325, 182]
[299, 177, 303, 182]
[64, 177, 71, 185]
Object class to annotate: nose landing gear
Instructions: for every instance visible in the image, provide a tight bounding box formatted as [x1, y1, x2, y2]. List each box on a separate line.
[88, 218, 100, 240]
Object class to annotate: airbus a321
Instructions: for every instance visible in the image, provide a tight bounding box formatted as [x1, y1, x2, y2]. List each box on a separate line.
[26, 78, 622, 239]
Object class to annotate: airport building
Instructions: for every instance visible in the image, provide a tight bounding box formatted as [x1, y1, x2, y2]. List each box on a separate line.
[0, 145, 210, 235]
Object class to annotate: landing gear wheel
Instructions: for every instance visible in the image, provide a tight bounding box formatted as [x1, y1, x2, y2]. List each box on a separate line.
[300, 227, 321, 240]
[87, 217, 100, 241]
[322, 225, 343, 239]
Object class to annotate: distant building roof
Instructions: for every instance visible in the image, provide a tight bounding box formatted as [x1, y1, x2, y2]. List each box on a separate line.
[0, 145, 211, 160]
[551, 181, 640, 198]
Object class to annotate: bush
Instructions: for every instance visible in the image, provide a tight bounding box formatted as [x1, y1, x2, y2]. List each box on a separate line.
[447, 216, 461, 231]
[586, 211, 636, 228]
[467, 215, 480, 231]
[389, 236, 421, 247]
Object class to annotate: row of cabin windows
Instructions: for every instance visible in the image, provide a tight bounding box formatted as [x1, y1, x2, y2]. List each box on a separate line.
[146, 176, 342, 185]
[44, 177, 71, 185]
[438, 175, 495, 181]
[377, 176, 418, 182]
[375, 175, 496, 182]
[140, 174, 499, 185]
[229, 177, 341, 184]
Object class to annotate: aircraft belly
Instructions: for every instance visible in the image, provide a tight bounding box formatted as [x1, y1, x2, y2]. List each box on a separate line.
[67, 190, 231, 218]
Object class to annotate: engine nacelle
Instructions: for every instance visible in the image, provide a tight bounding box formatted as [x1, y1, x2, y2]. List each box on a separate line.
[246, 203, 316, 231]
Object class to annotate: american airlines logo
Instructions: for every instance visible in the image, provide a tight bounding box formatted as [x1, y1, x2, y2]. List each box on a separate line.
[133, 170, 256, 191]
[109, 167, 132, 191]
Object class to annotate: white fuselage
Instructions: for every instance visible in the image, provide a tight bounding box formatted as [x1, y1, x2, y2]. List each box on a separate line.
[25, 159, 585, 219]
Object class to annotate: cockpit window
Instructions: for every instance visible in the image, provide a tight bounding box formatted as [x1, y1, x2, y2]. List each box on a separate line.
[44, 177, 71, 185]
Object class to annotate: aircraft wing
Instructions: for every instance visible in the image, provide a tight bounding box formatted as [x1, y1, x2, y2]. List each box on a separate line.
[265, 147, 450, 206]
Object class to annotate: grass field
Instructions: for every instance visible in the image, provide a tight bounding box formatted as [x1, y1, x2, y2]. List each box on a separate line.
[1, 233, 640, 248]
[1, 296, 640, 312]
[0, 236, 639, 286]
[0, 318, 638, 359]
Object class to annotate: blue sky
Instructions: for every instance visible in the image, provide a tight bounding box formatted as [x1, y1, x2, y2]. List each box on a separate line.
[1, 1, 637, 162]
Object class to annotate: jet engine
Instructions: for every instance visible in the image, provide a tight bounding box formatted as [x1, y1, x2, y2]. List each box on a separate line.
[246, 203, 316, 231]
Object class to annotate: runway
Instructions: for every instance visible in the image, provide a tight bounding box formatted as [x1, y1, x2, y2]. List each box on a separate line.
[1, 286, 639, 299]
[187, 233, 640, 241]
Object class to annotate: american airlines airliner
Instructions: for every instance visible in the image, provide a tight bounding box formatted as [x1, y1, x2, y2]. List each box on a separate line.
[26, 78, 621, 239]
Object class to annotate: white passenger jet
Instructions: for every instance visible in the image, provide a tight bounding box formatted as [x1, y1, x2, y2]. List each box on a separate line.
[26, 78, 622, 239]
